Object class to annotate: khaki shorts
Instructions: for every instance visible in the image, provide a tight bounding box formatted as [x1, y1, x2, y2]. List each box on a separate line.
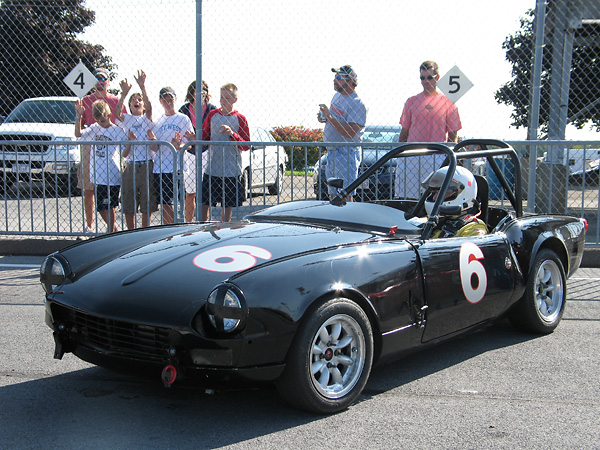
[77, 144, 94, 191]
[121, 161, 157, 214]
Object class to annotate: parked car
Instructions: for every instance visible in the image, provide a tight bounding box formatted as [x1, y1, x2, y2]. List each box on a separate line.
[314, 125, 401, 200]
[569, 158, 599, 186]
[241, 127, 288, 197]
[40, 139, 586, 414]
[0, 97, 80, 195]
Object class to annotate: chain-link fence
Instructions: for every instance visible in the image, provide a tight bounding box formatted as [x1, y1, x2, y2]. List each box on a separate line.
[0, 0, 599, 243]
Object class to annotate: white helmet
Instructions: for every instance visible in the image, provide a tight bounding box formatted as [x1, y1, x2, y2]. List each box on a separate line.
[423, 166, 477, 216]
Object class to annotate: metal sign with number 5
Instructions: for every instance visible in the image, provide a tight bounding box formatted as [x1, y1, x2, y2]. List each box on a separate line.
[437, 65, 474, 104]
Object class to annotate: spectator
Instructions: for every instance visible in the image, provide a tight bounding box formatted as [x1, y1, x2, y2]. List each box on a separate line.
[201, 83, 250, 222]
[113, 70, 156, 229]
[395, 60, 462, 200]
[75, 100, 127, 233]
[78, 67, 126, 233]
[422, 166, 487, 238]
[152, 87, 194, 224]
[179, 80, 217, 222]
[318, 65, 367, 202]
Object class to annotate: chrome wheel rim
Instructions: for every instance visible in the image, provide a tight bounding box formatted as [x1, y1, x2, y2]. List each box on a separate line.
[535, 259, 564, 323]
[309, 313, 366, 399]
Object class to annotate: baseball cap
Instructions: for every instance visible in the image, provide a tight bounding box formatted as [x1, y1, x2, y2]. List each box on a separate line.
[159, 86, 176, 98]
[93, 67, 109, 79]
[331, 65, 358, 82]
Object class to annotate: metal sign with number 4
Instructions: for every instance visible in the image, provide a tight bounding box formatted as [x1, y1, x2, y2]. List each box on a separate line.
[437, 65, 474, 104]
[63, 62, 97, 99]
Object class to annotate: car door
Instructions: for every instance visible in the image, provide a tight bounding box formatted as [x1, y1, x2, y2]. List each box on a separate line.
[417, 233, 516, 343]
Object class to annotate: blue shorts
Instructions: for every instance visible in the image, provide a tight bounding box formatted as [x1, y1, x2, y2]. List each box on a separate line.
[325, 147, 361, 195]
[154, 173, 174, 205]
[95, 184, 121, 211]
[201, 175, 244, 207]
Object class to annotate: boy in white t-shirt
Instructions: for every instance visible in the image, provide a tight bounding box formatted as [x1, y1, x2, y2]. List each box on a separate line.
[114, 70, 156, 229]
[151, 86, 194, 224]
[75, 100, 127, 233]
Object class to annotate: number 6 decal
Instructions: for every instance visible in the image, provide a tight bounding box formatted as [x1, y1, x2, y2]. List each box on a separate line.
[459, 242, 487, 304]
[193, 245, 272, 273]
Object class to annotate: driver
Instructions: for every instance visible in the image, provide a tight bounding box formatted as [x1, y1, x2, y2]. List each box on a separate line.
[423, 166, 488, 238]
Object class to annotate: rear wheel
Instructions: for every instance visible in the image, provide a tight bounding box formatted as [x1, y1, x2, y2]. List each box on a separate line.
[509, 249, 566, 334]
[268, 166, 283, 195]
[240, 169, 251, 199]
[276, 298, 373, 414]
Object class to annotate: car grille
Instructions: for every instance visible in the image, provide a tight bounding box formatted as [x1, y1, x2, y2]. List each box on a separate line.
[0, 134, 51, 153]
[0, 160, 44, 169]
[51, 303, 172, 363]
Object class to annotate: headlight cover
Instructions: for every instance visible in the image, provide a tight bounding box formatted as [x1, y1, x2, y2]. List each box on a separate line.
[40, 254, 71, 294]
[205, 283, 247, 334]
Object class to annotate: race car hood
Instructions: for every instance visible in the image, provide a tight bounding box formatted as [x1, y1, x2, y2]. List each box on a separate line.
[47, 202, 417, 325]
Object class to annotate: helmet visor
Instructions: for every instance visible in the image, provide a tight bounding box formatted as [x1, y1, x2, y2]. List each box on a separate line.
[423, 170, 464, 203]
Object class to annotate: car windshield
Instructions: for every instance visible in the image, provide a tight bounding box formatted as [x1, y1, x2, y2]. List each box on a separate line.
[362, 127, 401, 145]
[4, 99, 76, 125]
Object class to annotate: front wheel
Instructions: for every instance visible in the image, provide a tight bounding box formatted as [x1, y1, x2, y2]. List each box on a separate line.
[276, 298, 373, 414]
[509, 249, 567, 334]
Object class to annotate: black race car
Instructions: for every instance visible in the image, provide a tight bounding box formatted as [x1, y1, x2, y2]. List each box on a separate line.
[40, 139, 587, 414]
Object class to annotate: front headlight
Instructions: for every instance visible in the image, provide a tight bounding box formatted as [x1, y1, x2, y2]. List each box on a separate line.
[40, 254, 71, 294]
[205, 283, 247, 333]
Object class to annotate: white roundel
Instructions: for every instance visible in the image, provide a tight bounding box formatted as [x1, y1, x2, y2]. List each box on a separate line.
[459, 242, 487, 304]
[193, 245, 272, 273]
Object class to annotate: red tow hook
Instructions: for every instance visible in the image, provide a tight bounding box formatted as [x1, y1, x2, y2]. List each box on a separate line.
[161, 365, 177, 388]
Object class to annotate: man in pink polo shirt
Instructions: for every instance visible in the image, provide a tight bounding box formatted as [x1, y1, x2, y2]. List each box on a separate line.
[395, 60, 462, 199]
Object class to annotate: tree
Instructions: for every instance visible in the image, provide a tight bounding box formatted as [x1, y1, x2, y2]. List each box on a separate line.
[270, 126, 323, 172]
[495, 8, 600, 136]
[0, 0, 116, 117]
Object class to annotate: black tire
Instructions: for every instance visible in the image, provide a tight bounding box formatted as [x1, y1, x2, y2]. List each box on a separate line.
[314, 182, 328, 200]
[267, 166, 283, 195]
[241, 169, 250, 199]
[0, 172, 15, 196]
[44, 174, 80, 198]
[509, 249, 567, 334]
[276, 298, 373, 414]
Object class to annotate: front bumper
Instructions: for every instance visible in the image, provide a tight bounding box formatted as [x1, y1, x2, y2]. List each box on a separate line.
[46, 301, 286, 387]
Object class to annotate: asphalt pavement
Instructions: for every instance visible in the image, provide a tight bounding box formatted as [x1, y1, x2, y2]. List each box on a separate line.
[1, 259, 598, 449]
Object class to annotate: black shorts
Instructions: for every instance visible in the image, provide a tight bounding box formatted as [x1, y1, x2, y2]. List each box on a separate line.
[201, 175, 244, 207]
[154, 172, 174, 205]
[95, 184, 121, 211]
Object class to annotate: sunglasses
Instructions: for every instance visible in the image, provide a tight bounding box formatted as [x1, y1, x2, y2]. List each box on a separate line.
[96, 76, 108, 82]
[335, 75, 351, 81]
[420, 75, 436, 80]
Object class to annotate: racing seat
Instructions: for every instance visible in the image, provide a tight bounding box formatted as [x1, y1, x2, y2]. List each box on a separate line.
[474, 175, 489, 226]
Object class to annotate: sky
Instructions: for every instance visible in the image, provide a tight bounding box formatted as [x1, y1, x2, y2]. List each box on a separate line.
[80, 0, 599, 141]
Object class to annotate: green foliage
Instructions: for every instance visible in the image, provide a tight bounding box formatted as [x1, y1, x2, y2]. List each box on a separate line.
[270, 126, 324, 171]
[495, 8, 600, 135]
[0, 0, 116, 117]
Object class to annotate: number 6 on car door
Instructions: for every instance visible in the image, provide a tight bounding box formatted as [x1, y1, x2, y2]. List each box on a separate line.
[459, 242, 487, 304]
